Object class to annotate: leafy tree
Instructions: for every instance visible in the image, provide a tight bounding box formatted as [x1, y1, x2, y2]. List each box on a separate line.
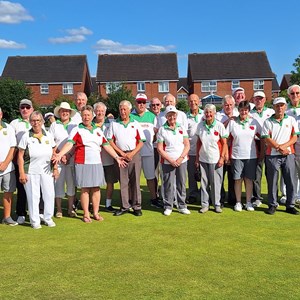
[0, 78, 32, 122]
[176, 99, 189, 113]
[105, 84, 134, 117]
[290, 54, 300, 85]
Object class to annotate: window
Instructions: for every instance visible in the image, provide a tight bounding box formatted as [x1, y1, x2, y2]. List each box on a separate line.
[62, 83, 73, 95]
[137, 82, 145, 92]
[106, 82, 121, 94]
[177, 94, 188, 101]
[231, 80, 240, 90]
[254, 80, 264, 90]
[201, 81, 217, 92]
[158, 81, 169, 93]
[40, 84, 49, 94]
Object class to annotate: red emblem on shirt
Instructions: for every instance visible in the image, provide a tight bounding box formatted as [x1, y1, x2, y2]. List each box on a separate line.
[250, 126, 254, 130]
[179, 130, 183, 134]
[214, 131, 219, 136]
[97, 132, 101, 136]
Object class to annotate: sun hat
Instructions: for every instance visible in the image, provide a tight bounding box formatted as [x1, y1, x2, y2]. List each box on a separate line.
[54, 102, 76, 118]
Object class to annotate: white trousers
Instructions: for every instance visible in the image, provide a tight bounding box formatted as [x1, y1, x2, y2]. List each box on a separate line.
[24, 173, 55, 227]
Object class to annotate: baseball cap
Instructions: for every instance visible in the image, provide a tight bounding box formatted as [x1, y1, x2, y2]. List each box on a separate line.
[253, 91, 266, 98]
[135, 93, 147, 101]
[273, 97, 287, 105]
[19, 99, 32, 107]
[165, 105, 178, 116]
[232, 87, 245, 96]
[44, 112, 55, 121]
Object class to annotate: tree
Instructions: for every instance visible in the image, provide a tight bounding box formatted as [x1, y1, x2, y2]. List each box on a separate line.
[0, 78, 32, 122]
[176, 99, 189, 113]
[290, 54, 300, 85]
[105, 84, 134, 117]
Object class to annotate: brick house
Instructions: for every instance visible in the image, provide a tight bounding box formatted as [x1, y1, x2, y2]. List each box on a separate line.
[177, 77, 189, 101]
[280, 73, 292, 91]
[96, 53, 178, 100]
[187, 51, 275, 102]
[2, 55, 91, 106]
[272, 77, 280, 98]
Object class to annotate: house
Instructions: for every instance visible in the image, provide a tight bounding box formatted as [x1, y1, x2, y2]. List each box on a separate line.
[177, 77, 189, 101]
[96, 53, 178, 100]
[280, 73, 292, 91]
[272, 77, 280, 98]
[1, 55, 91, 106]
[187, 51, 275, 102]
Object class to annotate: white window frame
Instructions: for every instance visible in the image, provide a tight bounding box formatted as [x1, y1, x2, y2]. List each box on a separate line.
[137, 82, 145, 92]
[158, 81, 169, 93]
[253, 80, 264, 90]
[106, 82, 121, 94]
[177, 93, 188, 101]
[62, 83, 73, 95]
[201, 81, 217, 92]
[231, 80, 240, 90]
[40, 84, 49, 94]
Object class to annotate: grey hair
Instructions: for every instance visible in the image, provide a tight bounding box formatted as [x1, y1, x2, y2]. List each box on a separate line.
[287, 84, 300, 95]
[119, 100, 132, 110]
[163, 93, 176, 104]
[93, 101, 107, 111]
[76, 92, 88, 101]
[222, 95, 235, 105]
[29, 111, 45, 124]
[204, 104, 216, 113]
[80, 105, 94, 114]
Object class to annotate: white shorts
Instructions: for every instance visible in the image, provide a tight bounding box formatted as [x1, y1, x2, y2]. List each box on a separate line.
[141, 156, 155, 180]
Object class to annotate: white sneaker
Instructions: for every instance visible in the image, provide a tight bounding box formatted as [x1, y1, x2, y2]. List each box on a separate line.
[17, 216, 26, 224]
[279, 196, 286, 205]
[252, 199, 262, 207]
[178, 208, 191, 215]
[164, 209, 172, 216]
[44, 219, 56, 227]
[234, 202, 243, 212]
[245, 202, 255, 211]
[32, 224, 42, 229]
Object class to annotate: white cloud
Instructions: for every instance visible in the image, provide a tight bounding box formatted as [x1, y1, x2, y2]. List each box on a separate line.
[0, 1, 33, 24]
[94, 39, 176, 54]
[66, 26, 93, 36]
[49, 35, 86, 44]
[49, 26, 92, 44]
[0, 38, 25, 48]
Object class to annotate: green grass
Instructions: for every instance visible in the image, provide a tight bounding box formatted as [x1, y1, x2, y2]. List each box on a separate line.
[1, 178, 300, 299]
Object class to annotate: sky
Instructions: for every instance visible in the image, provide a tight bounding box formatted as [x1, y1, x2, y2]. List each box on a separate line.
[0, 0, 299, 84]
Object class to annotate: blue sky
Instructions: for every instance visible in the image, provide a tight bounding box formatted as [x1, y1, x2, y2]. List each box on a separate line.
[0, 0, 299, 83]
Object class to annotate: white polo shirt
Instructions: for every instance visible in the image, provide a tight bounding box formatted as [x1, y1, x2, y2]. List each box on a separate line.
[196, 120, 228, 164]
[0, 121, 17, 175]
[227, 117, 261, 159]
[106, 116, 146, 152]
[71, 110, 82, 125]
[156, 122, 189, 164]
[261, 114, 299, 155]
[10, 117, 31, 145]
[18, 129, 56, 174]
[68, 123, 109, 164]
[186, 109, 204, 156]
[216, 109, 239, 124]
[131, 110, 157, 157]
[295, 116, 300, 155]
[286, 104, 300, 119]
[250, 106, 275, 127]
[156, 109, 188, 130]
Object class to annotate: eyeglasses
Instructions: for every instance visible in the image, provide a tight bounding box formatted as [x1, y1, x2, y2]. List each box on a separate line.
[136, 101, 146, 104]
[20, 105, 31, 110]
[151, 103, 160, 107]
[30, 119, 41, 123]
[290, 92, 300, 95]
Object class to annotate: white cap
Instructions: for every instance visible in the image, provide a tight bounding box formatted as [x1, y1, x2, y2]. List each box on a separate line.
[232, 87, 245, 95]
[273, 97, 287, 105]
[19, 99, 32, 107]
[253, 91, 266, 98]
[135, 93, 147, 101]
[164, 105, 178, 116]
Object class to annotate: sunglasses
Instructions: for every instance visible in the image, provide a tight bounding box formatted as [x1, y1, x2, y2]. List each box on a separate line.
[290, 92, 300, 95]
[20, 105, 32, 110]
[136, 101, 146, 104]
[151, 103, 160, 107]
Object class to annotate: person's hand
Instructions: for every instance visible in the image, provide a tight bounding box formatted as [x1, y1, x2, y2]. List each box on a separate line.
[19, 173, 28, 184]
[175, 156, 184, 166]
[116, 157, 128, 168]
[217, 156, 225, 167]
[0, 161, 8, 172]
[53, 169, 60, 180]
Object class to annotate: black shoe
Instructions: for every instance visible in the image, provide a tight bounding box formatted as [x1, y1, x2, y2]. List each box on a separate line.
[114, 209, 129, 216]
[133, 209, 142, 216]
[265, 206, 276, 215]
[151, 199, 163, 208]
[186, 196, 197, 204]
[106, 206, 117, 213]
[286, 207, 299, 215]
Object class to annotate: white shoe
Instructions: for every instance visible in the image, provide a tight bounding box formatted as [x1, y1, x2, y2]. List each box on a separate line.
[39, 214, 45, 222]
[279, 196, 286, 205]
[245, 202, 255, 211]
[178, 208, 191, 215]
[17, 216, 26, 224]
[32, 224, 42, 229]
[44, 219, 56, 227]
[164, 209, 172, 216]
[234, 202, 243, 212]
[252, 199, 262, 207]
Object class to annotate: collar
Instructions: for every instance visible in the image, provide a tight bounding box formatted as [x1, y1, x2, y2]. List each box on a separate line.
[116, 115, 134, 127]
[187, 108, 203, 122]
[270, 113, 288, 125]
[78, 122, 97, 132]
[204, 119, 216, 134]
[0, 120, 7, 130]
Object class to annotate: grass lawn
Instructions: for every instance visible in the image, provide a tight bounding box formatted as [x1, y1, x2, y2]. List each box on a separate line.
[1, 176, 299, 299]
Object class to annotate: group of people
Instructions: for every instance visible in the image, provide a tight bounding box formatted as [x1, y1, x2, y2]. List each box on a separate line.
[1, 85, 300, 229]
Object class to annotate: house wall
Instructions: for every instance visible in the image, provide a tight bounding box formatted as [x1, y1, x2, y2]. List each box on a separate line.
[192, 79, 273, 103]
[99, 82, 178, 101]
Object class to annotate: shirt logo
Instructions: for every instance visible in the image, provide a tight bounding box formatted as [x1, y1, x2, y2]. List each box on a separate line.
[250, 126, 255, 130]
[214, 131, 219, 136]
